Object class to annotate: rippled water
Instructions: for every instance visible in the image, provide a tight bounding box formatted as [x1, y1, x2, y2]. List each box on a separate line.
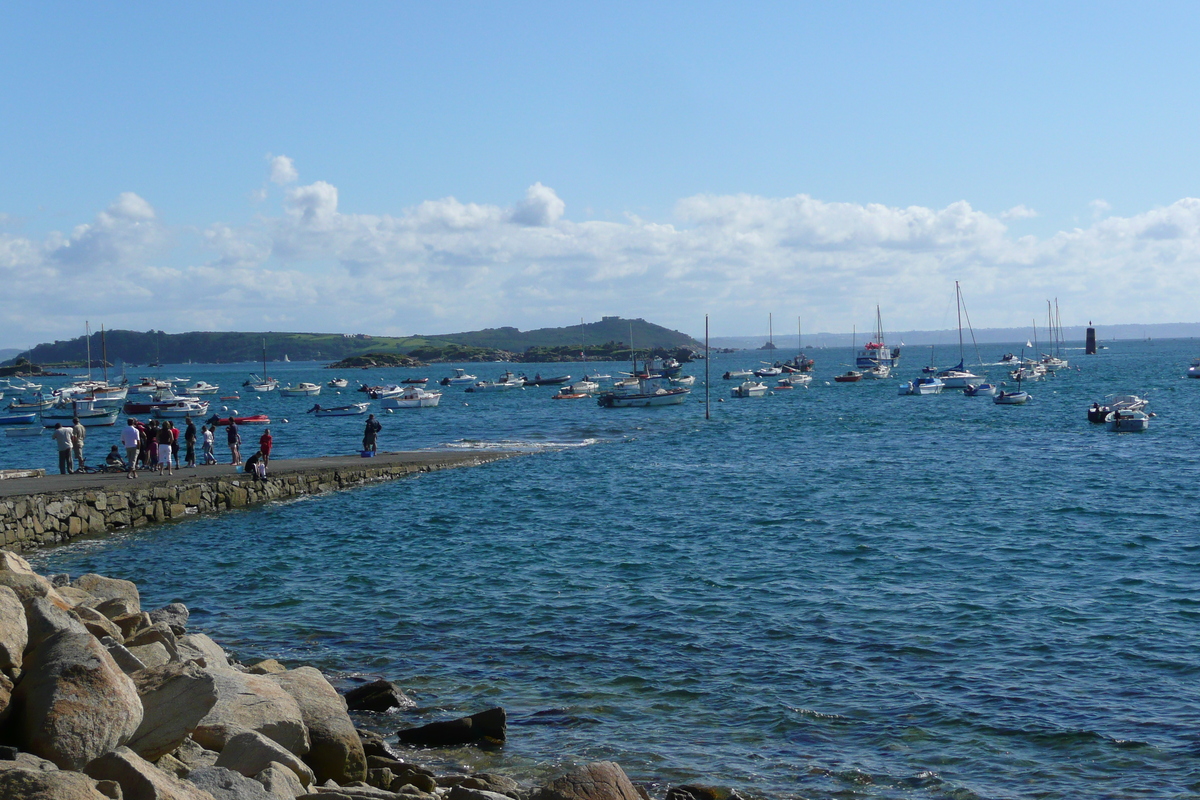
[18, 341, 1200, 799]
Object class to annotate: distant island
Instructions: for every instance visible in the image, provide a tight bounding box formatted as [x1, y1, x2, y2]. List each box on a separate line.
[2, 316, 703, 369]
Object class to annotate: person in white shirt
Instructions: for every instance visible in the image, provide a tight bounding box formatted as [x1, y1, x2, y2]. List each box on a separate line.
[120, 419, 142, 478]
[72, 417, 87, 472]
[52, 423, 74, 475]
[202, 425, 216, 465]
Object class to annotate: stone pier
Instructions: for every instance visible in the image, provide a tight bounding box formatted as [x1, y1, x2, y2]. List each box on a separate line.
[0, 450, 515, 551]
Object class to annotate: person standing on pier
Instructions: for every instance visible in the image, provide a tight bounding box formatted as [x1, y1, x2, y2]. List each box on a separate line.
[71, 417, 86, 472]
[184, 417, 197, 468]
[156, 422, 175, 476]
[362, 414, 382, 454]
[227, 420, 241, 465]
[52, 423, 74, 475]
[259, 428, 273, 464]
[121, 419, 141, 478]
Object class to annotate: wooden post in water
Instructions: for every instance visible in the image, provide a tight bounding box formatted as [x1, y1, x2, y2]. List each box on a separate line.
[705, 315, 710, 420]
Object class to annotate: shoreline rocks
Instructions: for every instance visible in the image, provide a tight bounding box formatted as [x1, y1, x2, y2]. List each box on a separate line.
[0, 550, 744, 800]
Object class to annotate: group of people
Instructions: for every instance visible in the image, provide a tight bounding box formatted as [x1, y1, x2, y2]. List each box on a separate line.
[52, 411, 391, 480]
[50, 418, 87, 474]
[103, 417, 272, 479]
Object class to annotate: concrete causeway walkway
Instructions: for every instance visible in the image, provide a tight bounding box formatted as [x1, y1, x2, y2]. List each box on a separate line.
[0, 450, 517, 550]
[0, 450, 509, 498]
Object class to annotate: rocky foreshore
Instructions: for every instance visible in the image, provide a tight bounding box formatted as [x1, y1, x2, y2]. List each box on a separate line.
[0, 550, 740, 800]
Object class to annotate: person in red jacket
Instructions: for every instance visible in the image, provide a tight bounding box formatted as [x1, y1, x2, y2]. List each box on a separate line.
[259, 429, 273, 464]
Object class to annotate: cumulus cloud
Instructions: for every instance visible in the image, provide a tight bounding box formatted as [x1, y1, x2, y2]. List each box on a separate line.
[510, 182, 565, 226]
[1090, 199, 1112, 218]
[8, 181, 1200, 345]
[268, 154, 299, 185]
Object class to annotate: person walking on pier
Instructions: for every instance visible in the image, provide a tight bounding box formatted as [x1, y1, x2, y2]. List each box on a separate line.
[362, 414, 381, 454]
[52, 423, 74, 475]
[156, 422, 175, 476]
[71, 417, 86, 472]
[202, 424, 216, 465]
[121, 419, 141, 478]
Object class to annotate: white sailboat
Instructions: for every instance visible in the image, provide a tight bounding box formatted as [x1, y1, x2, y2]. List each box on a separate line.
[244, 340, 279, 392]
[938, 282, 985, 389]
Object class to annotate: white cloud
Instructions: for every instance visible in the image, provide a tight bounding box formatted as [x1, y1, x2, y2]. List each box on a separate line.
[1090, 199, 1112, 218]
[7, 181, 1200, 345]
[268, 154, 299, 185]
[1001, 205, 1038, 220]
[510, 182, 566, 226]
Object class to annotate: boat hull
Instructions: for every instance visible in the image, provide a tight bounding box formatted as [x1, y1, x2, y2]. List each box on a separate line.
[598, 389, 690, 408]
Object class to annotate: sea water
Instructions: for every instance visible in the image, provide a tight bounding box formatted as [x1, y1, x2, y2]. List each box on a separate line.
[13, 340, 1200, 799]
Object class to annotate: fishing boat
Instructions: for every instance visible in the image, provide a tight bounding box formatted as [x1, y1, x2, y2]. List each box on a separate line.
[439, 369, 477, 386]
[123, 388, 186, 415]
[834, 370, 863, 383]
[754, 364, 784, 378]
[179, 381, 220, 396]
[381, 387, 442, 409]
[328, 378, 349, 388]
[7, 394, 55, 411]
[898, 376, 945, 395]
[597, 371, 689, 408]
[730, 380, 769, 398]
[1106, 409, 1150, 432]
[856, 307, 902, 371]
[40, 403, 119, 427]
[464, 372, 526, 392]
[278, 382, 322, 397]
[307, 403, 370, 416]
[152, 399, 210, 419]
[206, 414, 271, 425]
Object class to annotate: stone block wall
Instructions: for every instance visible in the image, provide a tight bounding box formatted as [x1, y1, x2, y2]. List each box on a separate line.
[0, 460, 461, 551]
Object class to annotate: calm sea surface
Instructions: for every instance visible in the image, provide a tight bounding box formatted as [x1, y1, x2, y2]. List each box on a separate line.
[10, 339, 1200, 799]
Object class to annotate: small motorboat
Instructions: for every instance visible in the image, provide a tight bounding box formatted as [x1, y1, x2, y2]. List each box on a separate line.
[7, 394, 55, 411]
[307, 403, 370, 417]
[381, 387, 442, 409]
[152, 400, 210, 419]
[278, 382, 322, 397]
[364, 384, 403, 400]
[520, 373, 571, 386]
[834, 371, 863, 383]
[564, 379, 600, 395]
[5, 426, 43, 437]
[552, 389, 590, 399]
[597, 376, 690, 408]
[1088, 394, 1149, 423]
[669, 375, 696, 387]
[1106, 409, 1150, 432]
[400, 377, 429, 385]
[774, 380, 795, 391]
[206, 414, 272, 425]
[779, 374, 812, 387]
[440, 369, 478, 386]
[861, 365, 891, 380]
[243, 375, 279, 393]
[0, 411, 37, 425]
[179, 381, 220, 396]
[1188, 358, 1200, 378]
[898, 377, 945, 395]
[730, 380, 769, 398]
[964, 383, 1000, 397]
[722, 369, 754, 380]
[994, 389, 1031, 405]
[328, 378, 349, 388]
[464, 372, 526, 392]
[753, 364, 783, 378]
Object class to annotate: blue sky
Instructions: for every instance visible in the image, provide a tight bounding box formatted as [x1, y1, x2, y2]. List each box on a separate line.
[3, 2, 1200, 347]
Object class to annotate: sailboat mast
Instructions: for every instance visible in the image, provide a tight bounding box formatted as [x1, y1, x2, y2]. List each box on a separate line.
[956, 282, 964, 363]
[101, 325, 108, 384]
[262, 339, 268, 382]
[769, 313, 773, 350]
[85, 321, 92, 380]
